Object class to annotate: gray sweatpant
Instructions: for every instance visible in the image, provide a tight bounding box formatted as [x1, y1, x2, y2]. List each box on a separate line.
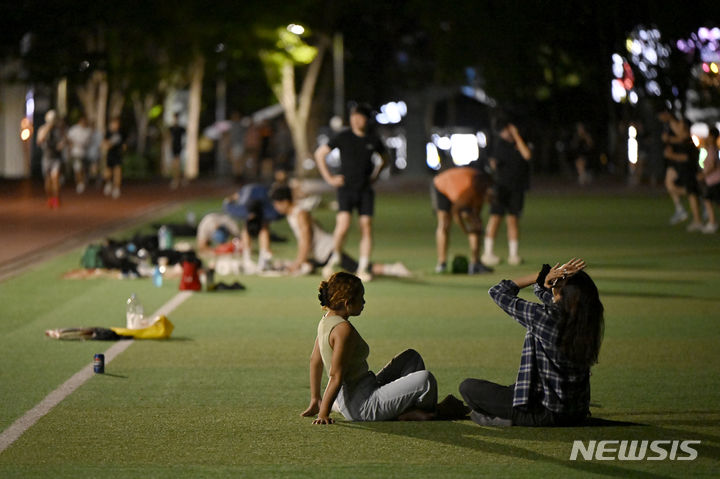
[333, 349, 438, 421]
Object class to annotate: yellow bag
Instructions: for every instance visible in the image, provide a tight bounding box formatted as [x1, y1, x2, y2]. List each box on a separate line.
[111, 315, 174, 339]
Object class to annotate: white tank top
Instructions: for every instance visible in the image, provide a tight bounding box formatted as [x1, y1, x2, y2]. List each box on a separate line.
[317, 314, 370, 386]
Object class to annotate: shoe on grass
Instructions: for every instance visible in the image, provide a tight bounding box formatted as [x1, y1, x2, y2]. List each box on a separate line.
[435, 262, 447, 274]
[702, 222, 718, 234]
[469, 410, 512, 427]
[481, 252, 500, 266]
[507, 255, 523, 265]
[686, 222, 703, 232]
[468, 262, 493, 274]
[669, 209, 688, 225]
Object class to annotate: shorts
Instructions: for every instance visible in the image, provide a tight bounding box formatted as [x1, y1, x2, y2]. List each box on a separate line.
[42, 157, 63, 178]
[668, 160, 700, 195]
[430, 184, 452, 212]
[705, 183, 720, 203]
[337, 187, 374, 216]
[489, 184, 525, 216]
[106, 155, 123, 168]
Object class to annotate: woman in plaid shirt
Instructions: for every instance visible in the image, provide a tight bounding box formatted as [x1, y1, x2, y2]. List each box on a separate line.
[460, 259, 604, 426]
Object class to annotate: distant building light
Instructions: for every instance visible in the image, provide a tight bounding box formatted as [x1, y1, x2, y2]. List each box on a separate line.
[476, 131, 487, 148]
[450, 133, 479, 166]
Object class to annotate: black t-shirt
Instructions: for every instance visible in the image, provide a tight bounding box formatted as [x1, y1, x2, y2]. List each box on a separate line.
[169, 125, 185, 155]
[490, 137, 529, 191]
[106, 130, 124, 163]
[328, 129, 386, 190]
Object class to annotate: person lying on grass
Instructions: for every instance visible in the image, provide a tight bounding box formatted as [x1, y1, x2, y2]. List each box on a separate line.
[301, 272, 468, 424]
[460, 258, 605, 427]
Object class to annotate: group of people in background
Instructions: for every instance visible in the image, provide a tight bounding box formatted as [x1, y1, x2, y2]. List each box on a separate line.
[660, 110, 719, 234]
[36, 110, 125, 207]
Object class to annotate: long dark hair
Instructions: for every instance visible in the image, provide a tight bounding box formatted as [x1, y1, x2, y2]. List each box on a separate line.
[555, 271, 604, 367]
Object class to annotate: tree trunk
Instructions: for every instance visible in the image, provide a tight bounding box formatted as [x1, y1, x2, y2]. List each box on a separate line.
[271, 36, 328, 178]
[185, 54, 205, 179]
[131, 91, 154, 156]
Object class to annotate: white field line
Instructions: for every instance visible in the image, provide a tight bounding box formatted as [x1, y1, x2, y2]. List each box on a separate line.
[0, 291, 194, 454]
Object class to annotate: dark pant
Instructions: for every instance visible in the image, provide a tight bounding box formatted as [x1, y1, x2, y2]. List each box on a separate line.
[459, 378, 581, 427]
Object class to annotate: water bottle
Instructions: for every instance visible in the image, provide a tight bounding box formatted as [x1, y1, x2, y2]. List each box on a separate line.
[158, 225, 173, 250]
[153, 265, 163, 287]
[126, 293, 144, 329]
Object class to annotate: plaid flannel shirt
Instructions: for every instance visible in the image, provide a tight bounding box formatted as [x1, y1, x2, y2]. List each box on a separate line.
[488, 280, 590, 415]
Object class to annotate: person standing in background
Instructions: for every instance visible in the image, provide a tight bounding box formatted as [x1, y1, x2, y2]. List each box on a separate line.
[37, 110, 66, 209]
[314, 103, 389, 282]
[169, 113, 186, 189]
[481, 113, 532, 266]
[67, 115, 93, 194]
[103, 117, 125, 199]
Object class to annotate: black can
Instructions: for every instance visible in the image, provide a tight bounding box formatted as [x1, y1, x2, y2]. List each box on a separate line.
[93, 353, 105, 374]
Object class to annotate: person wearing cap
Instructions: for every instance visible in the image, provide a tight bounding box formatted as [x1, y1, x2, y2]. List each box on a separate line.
[314, 103, 390, 282]
[432, 166, 494, 274]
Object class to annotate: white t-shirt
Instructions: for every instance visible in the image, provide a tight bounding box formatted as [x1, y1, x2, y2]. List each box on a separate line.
[67, 124, 93, 158]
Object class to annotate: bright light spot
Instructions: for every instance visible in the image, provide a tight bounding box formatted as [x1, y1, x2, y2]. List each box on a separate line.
[711, 63, 719, 74]
[611, 79, 627, 103]
[691, 122, 709, 138]
[612, 61, 624, 78]
[375, 101, 407, 124]
[628, 135, 638, 165]
[639, 29, 648, 41]
[629, 91, 639, 104]
[612, 53, 623, 64]
[702, 63, 711, 73]
[699, 27, 710, 40]
[625, 38, 634, 53]
[476, 131, 487, 148]
[628, 125, 637, 138]
[450, 133, 479, 166]
[643, 46, 657, 65]
[692, 135, 700, 147]
[25, 91, 34, 118]
[647, 80, 661, 96]
[698, 148, 707, 169]
[287, 24, 305, 35]
[395, 157, 407, 170]
[426, 143, 441, 170]
[20, 128, 31, 141]
[302, 158, 315, 170]
[631, 40, 642, 56]
[436, 135, 452, 150]
[326, 148, 341, 168]
[712, 27, 720, 40]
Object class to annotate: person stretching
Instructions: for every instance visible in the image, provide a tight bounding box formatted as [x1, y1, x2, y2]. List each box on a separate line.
[460, 258, 604, 426]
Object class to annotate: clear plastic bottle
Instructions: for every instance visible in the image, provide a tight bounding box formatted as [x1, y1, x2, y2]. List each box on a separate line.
[126, 293, 145, 329]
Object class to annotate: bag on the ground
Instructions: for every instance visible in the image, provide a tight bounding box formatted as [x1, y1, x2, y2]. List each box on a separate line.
[80, 244, 105, 269]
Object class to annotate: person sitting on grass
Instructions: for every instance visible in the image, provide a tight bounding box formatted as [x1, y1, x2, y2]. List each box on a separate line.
[270, 185, 411, 278]
[301, 272, 468, 424]
[459, 258, 604, 427]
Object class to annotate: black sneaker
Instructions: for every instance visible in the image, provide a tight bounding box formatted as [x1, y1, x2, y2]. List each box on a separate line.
[468, 262, 493, 274]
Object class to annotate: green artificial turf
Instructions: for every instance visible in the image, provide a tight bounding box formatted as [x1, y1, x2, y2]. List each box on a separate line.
[1, 188, 719, 478]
